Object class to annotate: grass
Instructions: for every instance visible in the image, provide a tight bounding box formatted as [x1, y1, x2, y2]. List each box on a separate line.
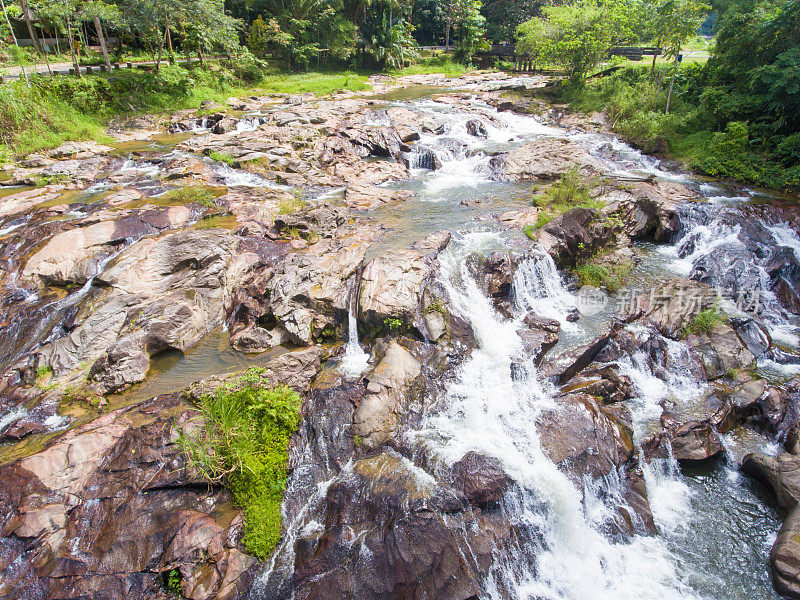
[208, 150, 236, 167]
[529, 166, 603, 229]
[278, 191, 306, 215]
[255, 70, 370, 95]
[573, 261, 632, 293]
[684, 308, 729, 337]
[161, 185, 220, 208]
[561, 64, 799, 189]
[179, 367, 302, 559]
[389, 56, 468, 78]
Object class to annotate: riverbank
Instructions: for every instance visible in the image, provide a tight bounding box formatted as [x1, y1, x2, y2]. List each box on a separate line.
[552, 65, 800, 192]
[0, 58, 468, 161]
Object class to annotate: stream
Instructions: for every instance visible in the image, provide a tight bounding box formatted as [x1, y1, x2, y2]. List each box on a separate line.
[1, 75, 798, 600]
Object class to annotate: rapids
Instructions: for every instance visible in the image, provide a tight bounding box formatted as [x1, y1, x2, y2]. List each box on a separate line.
[1, 74, 798, 600]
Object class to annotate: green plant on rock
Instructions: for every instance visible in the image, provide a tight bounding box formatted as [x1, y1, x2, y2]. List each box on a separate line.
[279, 191, 306, 215]
[684, 308, 728, 336]
[530, 166, 602, 228]
[573, 260, 632, 293]
[179, 368, 302, 559]
[162, 186, 219, 209]
[163, 568, 182, 596]
[384, 317, 403, 330]
[208, 150, 236, 167]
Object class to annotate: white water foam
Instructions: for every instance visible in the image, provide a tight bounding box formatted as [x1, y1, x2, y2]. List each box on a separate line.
[414, 245, 703, 600]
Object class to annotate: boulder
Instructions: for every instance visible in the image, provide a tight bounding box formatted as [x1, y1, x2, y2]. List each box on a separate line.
[687, 323, 756, 380]
[450, 451, 513, 508]
[353, 341, 422, 448]
[465, 119, 487, 138]
[771, 506, 800, 599]
[489, 138, 604, 182]
[0, 395, 254, 600]
[358, 249, 432, 330]
[292, 450, 509, 600]
[669, 420, 724, 461]
[465, 251, 524, 300]
[742, 452, 800, 510]
[536, 208, 615, 268]
[536, 393, 655, 536]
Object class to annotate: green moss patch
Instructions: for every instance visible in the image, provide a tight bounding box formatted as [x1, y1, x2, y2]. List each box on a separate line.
[180, 368, 302, 559]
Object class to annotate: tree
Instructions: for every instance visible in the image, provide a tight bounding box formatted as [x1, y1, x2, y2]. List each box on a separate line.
[516, 0, 641, 84]
[245, 0, 356, 70]
[452, 0, 488, 62]
[659, 0, 709, 112]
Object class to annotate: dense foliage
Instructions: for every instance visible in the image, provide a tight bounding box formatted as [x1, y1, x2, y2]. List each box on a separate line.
[180, 368, 302, 559]
[516, 0, 798, 189]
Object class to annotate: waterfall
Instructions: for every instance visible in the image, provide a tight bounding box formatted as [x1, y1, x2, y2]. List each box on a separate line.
[417, 246, 703, 600]
[339, 278, 370, 378]
[511, 252, 576, 327]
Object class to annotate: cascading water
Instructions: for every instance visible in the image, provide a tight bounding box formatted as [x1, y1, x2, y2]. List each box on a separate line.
[511, 252, 576, 328]
[417, 243, 706, 600]
[339, 278, 370, 378]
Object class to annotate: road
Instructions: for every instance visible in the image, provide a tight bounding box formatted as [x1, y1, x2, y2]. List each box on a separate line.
[0, 57, 222, 79]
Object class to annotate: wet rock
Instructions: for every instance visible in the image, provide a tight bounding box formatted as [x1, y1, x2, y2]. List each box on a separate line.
[386, 106, 422, 143]
[771, 505, 800, 599]
[765, 246, 800, 314]
[344, 126, 403, 159]
[687, 323, 755, 381]
[292, 449, 509, 600]
[537, 393, 655, 535]
[603, 181, 681, 242]
[0, 396, 254, 600]
[408, 147, 441, 170]
[344, 183, 413, 210]
[354, 341, 422, 448]
[465, 119, 487, 138]
[743, 452, 800, 510]
[730, 317, 772, 358]
[412, 230, 452, 255]
[450, 451, 513, 507]
[212, 116, 239, 134]
[536, 208, 615, 268]
[466, 251, 524, 300]
[358, 249, 433, 331]
[517, 315, 560, 366]
[669, 420, 724, 461]
[36, 230, 246, 392]
[489, 138, 604, 182]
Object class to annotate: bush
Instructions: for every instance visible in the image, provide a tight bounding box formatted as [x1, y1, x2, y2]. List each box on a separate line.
[530, 166, 602, 228]
[180, 368, 302, 558]
[573, 260, 631, 292]
[684, 308, 728, 336]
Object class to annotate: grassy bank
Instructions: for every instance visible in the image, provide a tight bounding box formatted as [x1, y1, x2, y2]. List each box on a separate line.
[0, 54, 476, 161]
[561, 65, 800, 190]
[0, 62, 370, 160]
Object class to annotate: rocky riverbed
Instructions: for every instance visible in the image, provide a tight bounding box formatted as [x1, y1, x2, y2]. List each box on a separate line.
[1, 71, 799, 600]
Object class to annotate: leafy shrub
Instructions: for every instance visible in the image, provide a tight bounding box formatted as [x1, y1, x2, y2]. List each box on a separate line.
[776, 132, 800, 165]
[530, 166, 602, 228]
[180, 368, 302, 558]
